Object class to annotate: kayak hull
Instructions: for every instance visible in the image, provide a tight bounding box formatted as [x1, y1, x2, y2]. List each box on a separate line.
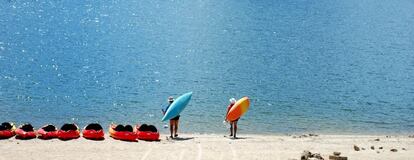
[15, 129, 37, 139]
[82, 129, 104, 140]
[58, 130, 80, 140]
[161, 92, 192, 121]
[226, 97, 250, 121]
[37, 129, 58, 139]
[0, 130, 15, 139]
[136, 131, 159, 141]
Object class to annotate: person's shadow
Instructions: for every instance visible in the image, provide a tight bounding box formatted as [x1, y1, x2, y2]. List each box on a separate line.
[224, 135, 251, 140]
[171, 137, 194, 141]
[232, 137, 248, 140]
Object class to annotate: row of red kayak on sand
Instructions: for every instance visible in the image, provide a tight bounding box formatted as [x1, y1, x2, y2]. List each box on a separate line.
[0, 122, 159, 142]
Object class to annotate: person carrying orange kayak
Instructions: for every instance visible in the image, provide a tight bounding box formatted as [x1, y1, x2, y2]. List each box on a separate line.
[225, 98, 238, 138]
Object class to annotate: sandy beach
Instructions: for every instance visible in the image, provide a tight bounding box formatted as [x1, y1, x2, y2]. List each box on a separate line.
[0, 134, 412, 160]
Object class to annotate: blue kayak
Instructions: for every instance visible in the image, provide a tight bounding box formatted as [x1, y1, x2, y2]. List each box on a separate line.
[161, 92, 192, 122]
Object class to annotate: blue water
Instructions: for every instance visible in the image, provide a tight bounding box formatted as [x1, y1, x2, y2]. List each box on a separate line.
[1, 0, 413, 134]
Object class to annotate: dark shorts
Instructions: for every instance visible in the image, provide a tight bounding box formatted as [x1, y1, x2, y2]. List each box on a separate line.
[230, 118, 239, 123]
[171, 115, 180, 121]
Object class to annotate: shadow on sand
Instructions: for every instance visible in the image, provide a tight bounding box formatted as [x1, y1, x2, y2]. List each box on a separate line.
[224, 135, 252, 140]
[231, 137, 249, 140]
[171, 137, 194, 141]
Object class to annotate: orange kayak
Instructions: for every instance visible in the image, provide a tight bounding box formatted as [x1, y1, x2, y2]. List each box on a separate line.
[15, 124, 36, 139]
[136, 124, 159, 141]
[109, 124, 137, 142]
[58, 123, 80, 140]
[82, 123, 104, 140]
[226, 97, 250, 121]
[37, 124, 58, 139]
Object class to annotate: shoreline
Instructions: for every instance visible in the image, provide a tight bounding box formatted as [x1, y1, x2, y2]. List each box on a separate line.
[1, 133, 412, 160]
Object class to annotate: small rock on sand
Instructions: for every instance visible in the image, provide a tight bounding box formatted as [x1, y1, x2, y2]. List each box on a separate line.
[309, 133, 318, 137]
[361, 147, 366, 150]
[301, 150, 324, 160]
[312, 153, 323, 159]
[354, 145, 360, 151]
[402, 148, 406, 151]
[379, 147, 383, 149]
[329, 153, 348, 160]
[301, 150, 311, 160]
[374, 138, 380, 141]
[371, 146, 375, 150]
[390, 149, 398, 152]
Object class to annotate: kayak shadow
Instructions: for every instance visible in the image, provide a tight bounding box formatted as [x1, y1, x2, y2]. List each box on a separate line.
[15, 137, 36, 140]
[0, 137, 13, 140]
[58, 138, 81, 141]
[84, 138, 105, 141]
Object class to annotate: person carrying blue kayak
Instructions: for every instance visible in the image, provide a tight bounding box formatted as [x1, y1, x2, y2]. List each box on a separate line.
[162, 96, 180, 139]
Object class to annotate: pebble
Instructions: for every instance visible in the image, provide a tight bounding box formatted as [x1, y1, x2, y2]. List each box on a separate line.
[390, 149, 398, 152]
[329, 154, 348, 160]
[379, 147, 383, 149]
[374, 138, 380, 141]
[361, 147, 366, 150]
[371, 146, 375, 150]
[308, 133, 318, 137]
[402, 148, 406, 151]
[353, 145, 360, 151]
[333, 151, 341, 156]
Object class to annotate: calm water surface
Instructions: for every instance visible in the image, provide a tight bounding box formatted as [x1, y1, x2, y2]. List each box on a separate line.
[0, 0, 413, 134]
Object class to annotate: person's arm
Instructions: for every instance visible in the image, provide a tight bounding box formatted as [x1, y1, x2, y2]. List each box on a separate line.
[161, 105, 166, 115]
[162, 105, 169, 115]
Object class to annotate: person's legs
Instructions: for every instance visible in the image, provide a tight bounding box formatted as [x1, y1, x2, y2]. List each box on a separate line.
[233, 121, 238, 138]
[229, 121, 233, 136]
[174, 119, 179, 137]
[169, 120, 174, 138]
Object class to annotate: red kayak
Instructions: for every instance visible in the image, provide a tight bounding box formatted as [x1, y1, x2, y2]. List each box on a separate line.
[58, 123, 80, 140]
[109, 124, 137, 142]
[0, 122, 16, 139]
[15, 124, 37, 139]
[136, 124, 159, 141]
[37, 124, 58, 139]
[82, 123, 104, 140]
